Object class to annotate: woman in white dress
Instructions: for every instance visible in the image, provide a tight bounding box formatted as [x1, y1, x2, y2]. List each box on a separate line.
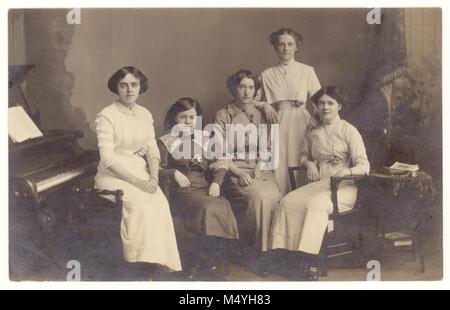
[256, 28, 322, 195]
[94, 66, 182, 278]
[269, 86, 370, 279]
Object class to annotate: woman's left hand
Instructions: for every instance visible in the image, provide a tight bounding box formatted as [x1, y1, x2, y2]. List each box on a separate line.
[263, 103, 278, 124]
[146, 177, 159, 194]
[333, 168, 351, 177]
[208, 182, 220, 197]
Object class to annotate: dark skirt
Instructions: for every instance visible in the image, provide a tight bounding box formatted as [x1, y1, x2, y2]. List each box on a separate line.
[175, 171, 239, 240]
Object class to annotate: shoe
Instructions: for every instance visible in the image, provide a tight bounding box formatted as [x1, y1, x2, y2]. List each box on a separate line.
[198, 266, 227, 281]
[289, 265, 320, 281]
[307, 266, 320, 281]
[214, 262, 230, 277]
[187, 264, 202, 281]
[148, 267, 168, 281]
[255, 253, 271, 278]
[255, 263, 270, 278]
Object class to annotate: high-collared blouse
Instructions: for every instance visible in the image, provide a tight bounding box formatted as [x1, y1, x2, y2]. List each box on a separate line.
[95, 101, 160, 172]
[305, 119, 370, 179]
[258, 61, 321, 105]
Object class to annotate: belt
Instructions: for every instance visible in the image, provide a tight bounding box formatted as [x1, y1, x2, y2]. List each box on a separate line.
[273, 100, 305, 111]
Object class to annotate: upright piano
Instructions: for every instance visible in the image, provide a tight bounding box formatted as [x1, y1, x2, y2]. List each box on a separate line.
[9, 65, 98, 205]
[10, 129, 99, 203]
[9, 65, 125, 280]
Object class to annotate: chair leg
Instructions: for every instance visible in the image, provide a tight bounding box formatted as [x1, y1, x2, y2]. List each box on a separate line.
[355, 224, 365, 268]
[414, 234, 425, 273]
[318, 233, 328, 277]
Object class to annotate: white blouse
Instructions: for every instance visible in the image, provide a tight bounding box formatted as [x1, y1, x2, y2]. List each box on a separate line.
[95, 101, 160, 172]
[259, 61, 321, 105]
[306, 119, 370, 179]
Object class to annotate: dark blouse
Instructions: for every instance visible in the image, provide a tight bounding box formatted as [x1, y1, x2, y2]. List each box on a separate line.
[158, 132, 227, 187]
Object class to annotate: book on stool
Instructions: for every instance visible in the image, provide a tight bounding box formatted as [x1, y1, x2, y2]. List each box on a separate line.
[384, 232, 413, 247]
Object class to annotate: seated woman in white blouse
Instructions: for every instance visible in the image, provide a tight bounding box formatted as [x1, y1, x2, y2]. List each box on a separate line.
[94, 66, 181, 279]
[269, 85, 370, 280]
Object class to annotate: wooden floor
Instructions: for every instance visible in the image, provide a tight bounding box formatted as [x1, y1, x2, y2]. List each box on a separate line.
[9, 198, 443, 282]
[9, 225, 442, 282]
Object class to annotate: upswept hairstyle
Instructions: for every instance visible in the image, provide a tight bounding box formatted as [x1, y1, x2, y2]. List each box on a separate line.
[107, 66, 148, 95]
[163, 97, 203, 130]
[226, 69, 260, 97]
[310, 85, 347, 110]
[269, 28, 303, 48]
[306, 86, 348, 134]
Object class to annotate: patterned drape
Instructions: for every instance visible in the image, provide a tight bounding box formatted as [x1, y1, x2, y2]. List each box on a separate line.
[349, 8, 408, 168]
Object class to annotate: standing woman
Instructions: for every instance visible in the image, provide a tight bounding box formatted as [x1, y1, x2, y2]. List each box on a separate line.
[159, 97, 239, 280]
[94, 66, 182, 277]
[269, 86, 370, 279]
[256, 28, 322, 195]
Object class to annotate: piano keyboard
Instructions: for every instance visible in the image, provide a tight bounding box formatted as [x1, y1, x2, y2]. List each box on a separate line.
[35, 162, 96, 193]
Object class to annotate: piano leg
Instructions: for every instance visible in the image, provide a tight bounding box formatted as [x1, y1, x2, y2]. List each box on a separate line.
[9, 197, 65, 280]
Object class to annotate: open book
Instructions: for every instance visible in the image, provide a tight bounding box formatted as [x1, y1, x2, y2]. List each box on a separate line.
[382, 161, 419, 175]
[8, 105, 43, 143]
[390, 162, 419, 172]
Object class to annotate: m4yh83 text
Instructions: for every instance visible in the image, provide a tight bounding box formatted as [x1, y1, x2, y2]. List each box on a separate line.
[223, 294, 271, 305]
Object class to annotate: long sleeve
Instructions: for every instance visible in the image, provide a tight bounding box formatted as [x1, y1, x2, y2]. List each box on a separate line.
[145, 112, 161, 161]
[211, 168, 227, 186]
[214, 109, 230, 137]
[209, 158, 228, 186]
[214, 109, 231, 156]
[95, 111, 116, 168]
[157, 139, 176, 180]
[300, 133, 311, 162]
[347, 125, 370, 175]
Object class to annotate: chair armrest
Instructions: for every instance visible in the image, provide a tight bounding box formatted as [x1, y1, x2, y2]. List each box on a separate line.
[288, 166, 306, 189]
[330, 175, 367, 186]
[330, 175, 368, 219]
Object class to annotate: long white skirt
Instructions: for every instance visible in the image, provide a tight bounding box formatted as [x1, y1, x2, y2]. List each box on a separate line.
[269, 179, 357, 255]
[95, 154, 182, 272]
[274, 105, 311, 195]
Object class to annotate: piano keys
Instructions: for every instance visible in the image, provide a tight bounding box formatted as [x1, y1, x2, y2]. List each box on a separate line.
[10, 129, 99, 203]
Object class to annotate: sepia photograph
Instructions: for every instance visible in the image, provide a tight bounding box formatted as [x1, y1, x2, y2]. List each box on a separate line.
[6, 4, 443, 283]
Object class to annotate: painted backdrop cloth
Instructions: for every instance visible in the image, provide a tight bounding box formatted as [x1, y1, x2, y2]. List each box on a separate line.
[269, 119, 370, 254]
[94, 102, 181, 271]
[259, 61, 321, 194]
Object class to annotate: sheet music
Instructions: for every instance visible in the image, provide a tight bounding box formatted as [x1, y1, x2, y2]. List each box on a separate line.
[8, 105, 43, 143]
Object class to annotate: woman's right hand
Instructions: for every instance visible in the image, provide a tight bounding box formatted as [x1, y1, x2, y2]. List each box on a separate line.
[238, 172, 253, 186]
[305, 161, 320, 182]
[263, 103, 278, 124]
[134, 178, 158, 194]
[174, 170, 191, 188]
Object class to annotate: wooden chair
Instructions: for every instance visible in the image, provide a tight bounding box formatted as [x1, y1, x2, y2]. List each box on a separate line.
[69, 168, 124, 241]
[288, 166, 369, 277]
